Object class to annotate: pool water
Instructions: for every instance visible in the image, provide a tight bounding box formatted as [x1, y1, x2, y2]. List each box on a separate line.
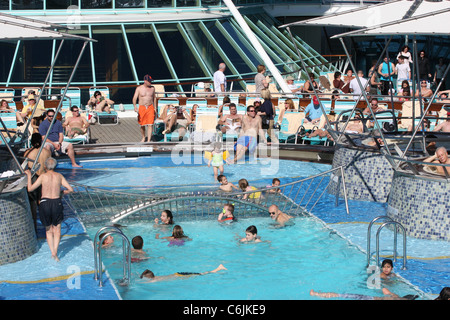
[58, 155, 426, 300]
[86, 217, 423, 300]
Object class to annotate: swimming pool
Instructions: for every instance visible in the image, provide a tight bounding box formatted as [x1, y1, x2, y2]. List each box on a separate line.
[60, 155, 427, 300]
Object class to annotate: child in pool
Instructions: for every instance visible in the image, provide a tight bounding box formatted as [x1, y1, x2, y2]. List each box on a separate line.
[140, 264, 227, 283]
[218, 174, 239, 192]
[238, 178, 261, 200]
[99, 233, 114, 248]
[218, 203, 236, 222]
[240, 225, 262, 243]
[130, 235, 150, 262]
[154, 209, 174, 226]
[380, 259, 396, 280]
[156, 225, 191, 245]
[266, 178, 281, 193]
[208, 142, 230, 181]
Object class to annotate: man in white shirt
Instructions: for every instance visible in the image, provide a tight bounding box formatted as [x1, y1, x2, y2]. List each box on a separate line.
[213, 63, 227, 94]
[396, 56, 411, 80]
[349, 70, 369, 101]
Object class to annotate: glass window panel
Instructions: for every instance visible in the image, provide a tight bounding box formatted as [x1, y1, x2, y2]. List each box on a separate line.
[156, 23, 206, 89]
[0, 0, 9, 9]
[115, 0, 144, 8]
[0, 42, 16, 82]
[12, 40, 52, 83]
[81, 0, 112, 9]
[46, 0, 78, 9]
[147, 0, 172, 7]
[125, 24, 173, 89]
[176, 0, 196, 7]
[12, 0, 43, 10]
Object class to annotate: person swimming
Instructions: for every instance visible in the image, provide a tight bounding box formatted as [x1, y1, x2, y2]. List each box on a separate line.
[240, 225, 262, 243]
[156, 225, 191, 245]
[218, 203, 236, 223]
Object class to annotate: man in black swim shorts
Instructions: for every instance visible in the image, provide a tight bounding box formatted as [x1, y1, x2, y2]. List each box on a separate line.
[26, 157, 73, 261]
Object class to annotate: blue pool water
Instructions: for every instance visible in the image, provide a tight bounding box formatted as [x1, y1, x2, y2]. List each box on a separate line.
[59, 155, 428, 300]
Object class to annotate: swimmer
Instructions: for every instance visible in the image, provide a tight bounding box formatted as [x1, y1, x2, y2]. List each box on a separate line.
[267, 178, 281, 193]
[140, 264, 227, 283]
[155, 225, 191, 242]
[218, 174, 239, 192]
[238, 178, 261, 200]
[380, 259, 396, 280]
[268, 204, 293, 227]
[154, 209, 174, 226]
[99, 233, 114, 248]
[240, 225, 262, 243]
[130, 235, 150, 262]
[218, 203, 236, 222]
[309, 288, 417, 300]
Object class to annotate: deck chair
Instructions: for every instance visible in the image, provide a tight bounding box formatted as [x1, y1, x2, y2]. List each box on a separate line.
[155, 98, 180, 142]
[193, 82, 212, 98]
[218, 95, 239, 106]
[62, 109, 90, 144]
[245, 83, 257, 96]
[301, 114, 331, 145]
[89, 86, 118, 125]
[191, 106, 219, 143]
[0, 90, 20, 142]
[276, 111, 305, 143]
[278, 97, 300, 111]
[153, 84, 165, 98]
[398, 100, 422, 131]
[60, 87, 81, 116]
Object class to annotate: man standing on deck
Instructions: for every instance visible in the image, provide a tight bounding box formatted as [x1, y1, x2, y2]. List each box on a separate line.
[213, 63, 227, 94]
[133, 74, 156, 142]
[25, 157, 73, 261]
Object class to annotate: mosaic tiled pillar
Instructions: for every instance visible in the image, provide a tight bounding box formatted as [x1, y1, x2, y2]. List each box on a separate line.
[0, 187, 38, 265]
[387, 172, 450, 241]
[329, 146, 394, 202]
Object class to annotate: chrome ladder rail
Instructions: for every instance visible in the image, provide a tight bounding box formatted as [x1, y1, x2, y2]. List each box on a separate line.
[367, 217, 407, 270]
[93, 226, 131, 287]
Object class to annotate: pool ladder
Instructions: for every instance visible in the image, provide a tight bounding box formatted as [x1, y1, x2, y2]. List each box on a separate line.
[94, 226, 131, 287]
[367, 216, 407, 270]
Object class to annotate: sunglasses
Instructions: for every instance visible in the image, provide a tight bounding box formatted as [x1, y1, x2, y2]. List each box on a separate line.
[269, 211, 276, 215]
[47, 114, 54, 117]
[248, 110, 256, 113]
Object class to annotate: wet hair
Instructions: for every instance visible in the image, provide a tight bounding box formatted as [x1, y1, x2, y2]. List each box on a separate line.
[217, 174, 226, 183]
[172, 225, 187, 239]
[381, 259, 393, 268]
[224, 203, 234, 214]
[272, 178, 280, 184]
[246, 225, 258, 235]
[30, 132, 42, 148]
[45, 157, 57, 171]
[140, 269, 155, 279]
[132, 236, 144, 250]
[238, 178, 249, 190]
[162, 209, 174, 224]
[435, 287, 450, 300]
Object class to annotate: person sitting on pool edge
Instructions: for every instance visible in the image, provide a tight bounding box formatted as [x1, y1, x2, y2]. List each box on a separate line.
[140, 264, 227, 283]
[268, 204, 293, 227]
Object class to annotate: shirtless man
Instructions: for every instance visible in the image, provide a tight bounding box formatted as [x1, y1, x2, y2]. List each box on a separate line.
[133, 74, 156, 142]
[415, 80, 433, 99]
[363, 98, 385, 128]
[233, 106, 268, 163]
[25, 157, 73, 261]
[62, 106, 90, 138]
[344, 115, 364, 134]
[268, 204, 293, 227]
[433, 113, 450, 133]
[424, 146, 450, 176]
[217, 103, 242, 135]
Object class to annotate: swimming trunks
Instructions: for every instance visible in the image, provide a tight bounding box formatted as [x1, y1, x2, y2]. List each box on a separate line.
[234, 136, 257, 153]
[138, 104, 155, 126]
[39, 198, 64, 227]
[175, 272, 201, 277]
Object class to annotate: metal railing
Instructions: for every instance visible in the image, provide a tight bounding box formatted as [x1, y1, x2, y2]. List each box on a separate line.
[64, 166, 349, 224]
[93, 226, 131, 287]
[367, 216, 407, 270]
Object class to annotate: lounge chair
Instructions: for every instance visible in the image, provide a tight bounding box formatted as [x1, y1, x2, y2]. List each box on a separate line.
[191, 106, 219, 143]
[398, 100, 422, 131]
[88, 86, 118, 125]
[60, 87, 81, 116]
[276, 110, 305, 144]
[155, 98, 180, 142]
[62, 109, 90, 144]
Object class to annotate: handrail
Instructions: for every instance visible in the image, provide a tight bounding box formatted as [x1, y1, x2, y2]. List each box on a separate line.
[93, 226, 131, 287]
[375, 221, 407, 270]
[367, 215, 393, 267]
